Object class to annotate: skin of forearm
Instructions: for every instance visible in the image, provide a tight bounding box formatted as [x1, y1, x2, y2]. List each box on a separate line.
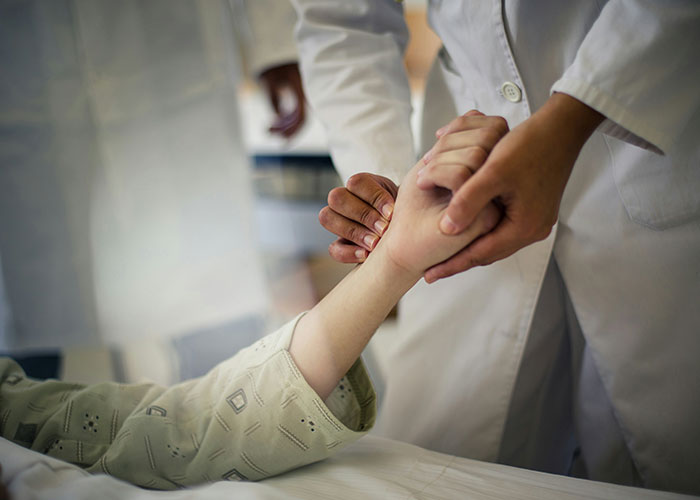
[538, 92, 605, 152]
[289, 243, 419, 400]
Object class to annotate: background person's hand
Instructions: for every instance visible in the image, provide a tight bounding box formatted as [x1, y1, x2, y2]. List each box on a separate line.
[319, 173, 399, 263]
[421, 93, 604, 283]
[258, 63, 306, 138]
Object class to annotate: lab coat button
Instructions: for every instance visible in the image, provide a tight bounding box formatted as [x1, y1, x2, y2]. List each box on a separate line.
[501, 81, 522, 103]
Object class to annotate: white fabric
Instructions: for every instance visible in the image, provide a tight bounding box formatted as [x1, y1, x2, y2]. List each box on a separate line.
[235, 0, 299, 77]
[0, 0, 269, 349]
[293, 0, 700, 494]
[1, 435, 693, 500]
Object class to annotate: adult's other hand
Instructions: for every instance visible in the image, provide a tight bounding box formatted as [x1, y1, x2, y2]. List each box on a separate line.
[259, 63, 306, 138]
[422, 93, 604, 282]
[319, 173, 398, 263]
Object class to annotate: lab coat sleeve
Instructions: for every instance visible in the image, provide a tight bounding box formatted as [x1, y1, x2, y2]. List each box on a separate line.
[241, 0, 299, 77]
[292, 0, 416, 183]
[0, 315, 376, 489]
[551, 1, 700, 155]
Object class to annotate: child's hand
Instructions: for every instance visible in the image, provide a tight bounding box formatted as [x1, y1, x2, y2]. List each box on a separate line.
[377, 161, 500, 278]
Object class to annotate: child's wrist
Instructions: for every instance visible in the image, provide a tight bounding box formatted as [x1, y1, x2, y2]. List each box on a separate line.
[367, 240, 421, 293]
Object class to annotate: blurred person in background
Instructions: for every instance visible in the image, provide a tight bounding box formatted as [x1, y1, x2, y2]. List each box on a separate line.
[0, 0, 304, 383]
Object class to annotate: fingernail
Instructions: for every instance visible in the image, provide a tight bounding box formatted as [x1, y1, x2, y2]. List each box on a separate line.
[363, 234, 378, 250]
[422, 151, 432, 164]
[381, 204, 393, 220]
[439, 214, 458, 234]
[355, 249, 367, 261]
[435, 126, 447, 137]
[374, 219, 388, 234]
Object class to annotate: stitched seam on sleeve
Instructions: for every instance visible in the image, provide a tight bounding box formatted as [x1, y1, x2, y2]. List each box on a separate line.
[280, 394, 297, 409]
[345, 370, 367, 425]
[214, 411, 231, 432]
[63, 400, 73, 433]
[246, 372, 265, 407]
[100, 455, 112, 476]
[144, 435, 156, 469]
[241, 451, 269, 477]
[281, 351, 302, 380]
[244, 422, 261, 435]
[110, 410, 119, 443]
[312, 399, 342, 432]
[27, 402, 46, 412]
[277, 424, 309, 451]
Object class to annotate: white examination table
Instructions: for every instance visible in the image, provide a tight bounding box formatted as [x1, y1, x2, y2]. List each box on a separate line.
[1, 435, 692, 500]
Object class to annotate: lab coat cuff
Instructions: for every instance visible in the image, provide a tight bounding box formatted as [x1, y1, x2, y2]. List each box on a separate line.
[551, 77, 666, 155]
[249, 50, 298, 79]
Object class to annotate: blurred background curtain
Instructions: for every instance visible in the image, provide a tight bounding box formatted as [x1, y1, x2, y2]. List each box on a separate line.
[0, 0, 268, 365]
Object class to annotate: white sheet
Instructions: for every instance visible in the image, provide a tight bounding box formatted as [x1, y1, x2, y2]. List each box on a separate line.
[0, 436, 691, 500]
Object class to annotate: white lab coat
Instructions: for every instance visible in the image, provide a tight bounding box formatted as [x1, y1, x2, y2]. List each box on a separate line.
[294, 0, 700, 494]
[0, 0, 297, 351]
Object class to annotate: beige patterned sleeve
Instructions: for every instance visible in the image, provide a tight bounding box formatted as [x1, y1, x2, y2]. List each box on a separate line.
[0, 314, 377, 489]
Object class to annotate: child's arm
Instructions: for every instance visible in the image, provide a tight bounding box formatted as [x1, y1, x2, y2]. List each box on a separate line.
[0, 159, 496, 488]
[291, 159, 499, 399]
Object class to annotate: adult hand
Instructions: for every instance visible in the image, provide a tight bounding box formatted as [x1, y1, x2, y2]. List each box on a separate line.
[319, 110, 509, 264]
[258, 63, 306, 138]
[319, 173, 398, 263]
[421, 93, 604, 283]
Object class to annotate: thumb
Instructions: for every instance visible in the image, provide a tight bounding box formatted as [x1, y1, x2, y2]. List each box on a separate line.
[439, 168, 501, 235]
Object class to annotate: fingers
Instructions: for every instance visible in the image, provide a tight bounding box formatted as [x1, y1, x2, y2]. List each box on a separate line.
[345, 173, 397, 220]
[260, 63, 307, 138]
[328, 238, 367, 264]
[439, 166, 503, 234]
[417, 163, 473, 191]
[319, 205, 380, 252]
[423, 122, 507, 164]
[435, 110, 508, 139]
[319, 173, 399, 264]
[328, 184, 391, 234]
[268, 104, 305, 138]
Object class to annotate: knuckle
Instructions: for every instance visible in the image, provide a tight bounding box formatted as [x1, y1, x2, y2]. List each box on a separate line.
[346, 173, 366, 192]
[327, 187, 346, 207]
[467, 146, 487, 166]
[454, 168, 471, 185]
[434, 134, 449, 152]
[346, 226, 362, 244]
[492, 116, 509, 135]
[479, 127, 500, 147]
[463, 255, 483, 269]
[369, 189, 389, 211]
[359, 206, 374, 225]
[328, 243, 347, 262]
[318, 206, 332, 227]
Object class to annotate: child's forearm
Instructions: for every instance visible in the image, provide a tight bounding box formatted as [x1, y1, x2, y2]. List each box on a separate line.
[289, 243, 418, 399]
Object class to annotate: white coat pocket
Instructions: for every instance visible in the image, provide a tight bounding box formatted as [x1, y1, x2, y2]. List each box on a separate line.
[605, 134, 700, 230]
